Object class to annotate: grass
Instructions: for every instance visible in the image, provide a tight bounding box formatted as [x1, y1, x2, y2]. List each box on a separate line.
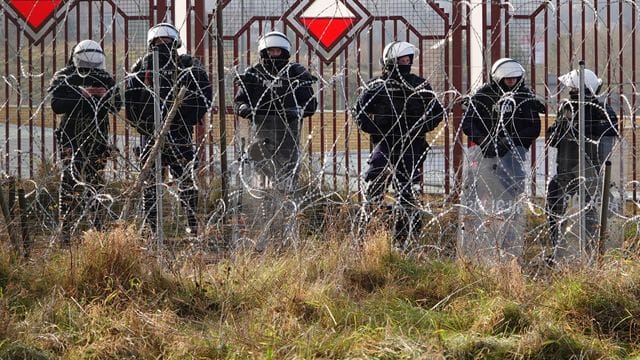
[0, 225, 640, 359]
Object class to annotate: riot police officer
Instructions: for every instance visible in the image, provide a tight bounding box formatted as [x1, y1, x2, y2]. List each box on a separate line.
[49, 39, 122, 245]
[234, 31, 318, 191]
[461, 58, 544, 260]
[125, 23, 212, 236]
[546, 68, 618, 261]
[462, 58, 543, 196]
[353, 41, 444, 250]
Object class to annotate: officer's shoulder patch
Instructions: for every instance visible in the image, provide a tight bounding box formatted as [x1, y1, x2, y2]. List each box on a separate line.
[404, 73, 427, 85]
[289, 64, 317, 83]
[413, 78, 432, 91]
[244, 65, 267, 81]
[468, 85, 497, 104]
[287, 63, 306, 75]
[517, 85, 535, 97]
[250, 64, 273, 78]
[476, 83, 494, 94]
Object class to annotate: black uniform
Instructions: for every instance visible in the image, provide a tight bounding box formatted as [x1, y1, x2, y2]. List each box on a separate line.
[125, 50, 212, 234]
[353, 69, 444, 248]
[546, 90, 618, 255]
[234, 61, 317, 189]
[462, 81, 543, 197]
[462, 81, 543, 159]
[49, 63, 122, 242]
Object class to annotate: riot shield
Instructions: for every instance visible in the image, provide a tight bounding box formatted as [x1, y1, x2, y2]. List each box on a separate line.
[459, 146, 527, 264]
[232, 114, 302, 251]
[548, 136, 624, 263]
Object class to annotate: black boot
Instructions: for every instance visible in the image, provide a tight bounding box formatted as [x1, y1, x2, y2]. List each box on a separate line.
[392, 206, 422, 251]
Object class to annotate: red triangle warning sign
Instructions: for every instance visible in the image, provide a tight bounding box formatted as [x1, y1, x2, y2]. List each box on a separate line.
[287, 0, 370, 62]
[8, 0, 63, 29]
[300, 17, 356, 48]
[298, 0, 357, 49]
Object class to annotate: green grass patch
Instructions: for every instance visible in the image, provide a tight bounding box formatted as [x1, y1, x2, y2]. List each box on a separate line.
[1, 228, 640, 357]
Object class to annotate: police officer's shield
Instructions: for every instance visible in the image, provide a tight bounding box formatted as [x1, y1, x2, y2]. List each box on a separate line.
[231, 114, 302, 250]
[459, 145, 527, 263]
[549, 136, 624, 263]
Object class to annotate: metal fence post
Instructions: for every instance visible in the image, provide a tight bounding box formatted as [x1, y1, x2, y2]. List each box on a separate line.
[152, 47, 164, 248]
[578, 60, 586, 254]
[216, 0, 229, 242]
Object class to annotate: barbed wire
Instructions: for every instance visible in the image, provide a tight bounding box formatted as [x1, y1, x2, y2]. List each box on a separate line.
[0, 1, 637, 268]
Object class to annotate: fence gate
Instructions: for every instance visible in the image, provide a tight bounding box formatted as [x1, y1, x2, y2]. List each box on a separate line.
[2, 0, 640, 246]
[2, 1, 639, 197]
[0, 1, 184, 179]
[204, 0, 458, 199]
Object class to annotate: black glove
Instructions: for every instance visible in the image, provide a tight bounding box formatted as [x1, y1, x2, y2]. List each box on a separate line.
[533, 98, 547, 114]
[547, 120, 573, 147]
[496, 137, 512, 158]
[547, 122, 560, 147]
[237, 104, 252, 118]
[285, 107, 303, 120]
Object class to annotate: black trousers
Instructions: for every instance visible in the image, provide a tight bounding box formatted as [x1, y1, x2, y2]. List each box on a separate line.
[59, 148, 107, 241]
[362, 143, 426, 248]
[546, 136, 614, 255]
[140, 140, 198, 233]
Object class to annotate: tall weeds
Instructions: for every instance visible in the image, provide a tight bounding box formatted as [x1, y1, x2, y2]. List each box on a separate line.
[0, 225, 638, 358]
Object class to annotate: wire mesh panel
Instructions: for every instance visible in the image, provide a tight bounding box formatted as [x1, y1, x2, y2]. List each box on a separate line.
[0, 0, 161, 253]
[0, 0, 638, 265]
[490, 0, 636, 263]
[204, 0, 454, 251]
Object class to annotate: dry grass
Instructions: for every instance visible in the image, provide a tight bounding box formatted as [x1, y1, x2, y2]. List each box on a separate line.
[0, 222, 639, 359]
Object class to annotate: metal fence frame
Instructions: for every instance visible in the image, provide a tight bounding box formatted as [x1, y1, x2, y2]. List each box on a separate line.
[0, 0, 637, 206]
